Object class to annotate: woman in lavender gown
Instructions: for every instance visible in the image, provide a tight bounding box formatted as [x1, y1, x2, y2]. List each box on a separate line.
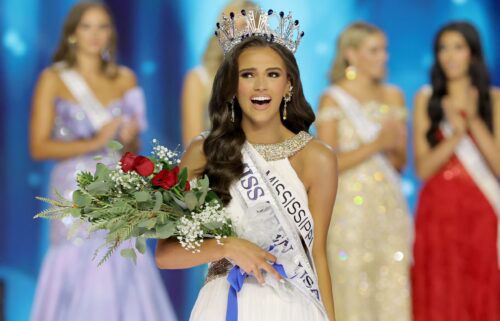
[29, 3, 176, 321]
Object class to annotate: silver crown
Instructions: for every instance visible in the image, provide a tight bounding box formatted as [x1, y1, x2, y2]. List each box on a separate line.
[215, 9, 304, 55]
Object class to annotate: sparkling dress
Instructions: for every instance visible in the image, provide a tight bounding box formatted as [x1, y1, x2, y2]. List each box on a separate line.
[30, 87, 177, 321]
[412, 103, 500, 319]
[189, 133, 328, 321]
[318, 86, 412, 321]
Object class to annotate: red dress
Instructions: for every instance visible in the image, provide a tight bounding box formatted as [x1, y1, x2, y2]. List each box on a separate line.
[412, 150, 500, 321]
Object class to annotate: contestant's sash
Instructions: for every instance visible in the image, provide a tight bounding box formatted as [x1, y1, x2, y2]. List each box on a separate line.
[55, 62, 113, 131]
[231, 143, 327, 317]
[326, 86, 409, 210]
[441, 122, 500, 266]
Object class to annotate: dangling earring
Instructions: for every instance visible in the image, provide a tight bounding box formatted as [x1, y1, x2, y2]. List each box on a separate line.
[67, 36, 77, 46]
[230, 96, 236, 123]
[345, 65, 357, 80]
[101, 47, 111, 62]
[283, 86, 293, 121]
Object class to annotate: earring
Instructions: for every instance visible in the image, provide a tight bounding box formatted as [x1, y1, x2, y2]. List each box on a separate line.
[230, 96, 236, 122]
[345, 65, 357, 80]
[283, 86, 293, 121]
[101, 48, 111, 61]
[67, 36, 76, 45]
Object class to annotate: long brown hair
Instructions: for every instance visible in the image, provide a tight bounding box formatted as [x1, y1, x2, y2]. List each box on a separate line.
[330, 22, 382, 83]
[203, 36, 315, 204]
[52, 2, 118, 77]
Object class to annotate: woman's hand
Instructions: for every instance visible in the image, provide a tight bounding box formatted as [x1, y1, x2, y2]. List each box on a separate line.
[223, 237, 283, 284]
[376, 119, 403, 152]
[95, 117, 122, 147]
[442, 97, 467, 136]
[118, 118, 140, 145]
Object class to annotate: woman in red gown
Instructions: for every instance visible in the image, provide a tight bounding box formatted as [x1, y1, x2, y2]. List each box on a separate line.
[412, 22, 500, 321]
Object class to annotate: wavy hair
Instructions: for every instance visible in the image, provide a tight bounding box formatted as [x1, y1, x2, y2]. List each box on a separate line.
[203, 36, 315, 204]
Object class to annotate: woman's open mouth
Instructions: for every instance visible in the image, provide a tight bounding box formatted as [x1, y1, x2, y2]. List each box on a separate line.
[250, 96, 272, 110]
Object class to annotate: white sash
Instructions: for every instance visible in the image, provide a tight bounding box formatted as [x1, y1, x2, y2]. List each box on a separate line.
[326, 86, 409, 209]
[232, 143, 327, 318]
[441, 122, 500, 265]
[55, 62, 113, 131]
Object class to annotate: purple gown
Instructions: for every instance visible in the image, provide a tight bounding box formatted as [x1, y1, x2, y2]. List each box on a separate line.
[30, 88, 178, 321]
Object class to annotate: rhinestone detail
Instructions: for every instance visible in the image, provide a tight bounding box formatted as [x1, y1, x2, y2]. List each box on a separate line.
[251, 131, 312, 161]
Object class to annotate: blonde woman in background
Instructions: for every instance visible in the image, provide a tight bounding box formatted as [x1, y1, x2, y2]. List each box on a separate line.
[181, 0, 258, 146]
[317, 22, 412, 321]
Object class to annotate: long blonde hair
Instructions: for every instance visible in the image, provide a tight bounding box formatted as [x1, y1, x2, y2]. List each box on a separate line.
[52, 2, 118, 78]
[330, 22, 382, 83]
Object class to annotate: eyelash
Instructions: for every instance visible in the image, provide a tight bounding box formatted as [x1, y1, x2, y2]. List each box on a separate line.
[240, 72, 281, 78]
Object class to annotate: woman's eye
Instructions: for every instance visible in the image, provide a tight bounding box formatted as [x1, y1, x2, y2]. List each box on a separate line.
[268, 72, 280, 78]
[240, 72, 254, 78]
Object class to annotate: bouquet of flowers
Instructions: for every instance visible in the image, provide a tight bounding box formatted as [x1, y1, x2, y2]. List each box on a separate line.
[35, 140, 234, 265]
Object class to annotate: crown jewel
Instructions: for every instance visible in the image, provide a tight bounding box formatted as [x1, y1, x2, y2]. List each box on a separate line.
[215, 9, 304, 55]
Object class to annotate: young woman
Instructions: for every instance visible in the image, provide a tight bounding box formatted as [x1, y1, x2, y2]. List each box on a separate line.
[29, 3, 176, 320]
[157, 10, 338, 321]
[317, 22, 412, 321]
[180, 0, 258, 146]
[412, 22, 500, 321]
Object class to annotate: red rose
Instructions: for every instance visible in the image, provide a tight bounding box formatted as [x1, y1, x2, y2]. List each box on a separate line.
[120, 152, 138, 172]
[134, 156, 155, 177]
[184, 180, 191, 191]
[152, 167, 180, 190]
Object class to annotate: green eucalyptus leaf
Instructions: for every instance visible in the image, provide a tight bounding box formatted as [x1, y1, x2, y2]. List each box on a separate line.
[120, 248, 137, 264]
[184, 191, 198, 211]
[162, 190, 172, 202]
[68, 208, 82, 218]
[156, 222, 176, 239]
[203, 221, 224, 230]
[135, 237, 147, 254]
[153, 191, 163, 211]
[72, 190, 91, 207]
[138, 218, 156, 229]
[134, 191, 151, 202]
[107, 140, 123, 151]
[86, 181, 109, 195]
[95, 163, 111, 181]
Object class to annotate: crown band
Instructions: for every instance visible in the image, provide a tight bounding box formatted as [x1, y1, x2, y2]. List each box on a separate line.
[215, 9, 304, 55]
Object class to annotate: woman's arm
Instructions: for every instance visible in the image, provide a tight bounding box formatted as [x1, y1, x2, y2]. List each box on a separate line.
[300, 140, 338, 321]
[29, 68, 120, 160]
[413, 89, 464, 180]
[181, 70, 207, 147]
[316, 94, 398, 173]
[155, 138, 283, 283]
[466, 89, 500, 176]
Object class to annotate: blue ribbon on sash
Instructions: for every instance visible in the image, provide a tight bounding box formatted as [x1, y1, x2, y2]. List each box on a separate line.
[225, 263, 288, 321]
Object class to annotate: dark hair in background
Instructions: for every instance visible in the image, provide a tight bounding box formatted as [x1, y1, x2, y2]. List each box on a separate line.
[427, 21, 492, 146]
[203, 36, 315, 204]
[52, 2, 118, 78]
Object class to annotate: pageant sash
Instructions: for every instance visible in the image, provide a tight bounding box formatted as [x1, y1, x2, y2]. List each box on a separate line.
[326, 86, 410, 210]
[441, 122, 500, 266]
[55, 62, 113, 131]
[229, 143, 327, 318]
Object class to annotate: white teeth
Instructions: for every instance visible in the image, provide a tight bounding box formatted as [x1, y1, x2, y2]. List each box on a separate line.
[252, 96, 271, 101]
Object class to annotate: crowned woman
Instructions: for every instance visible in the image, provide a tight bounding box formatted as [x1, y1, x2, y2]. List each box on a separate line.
[156, 9, 338, 321]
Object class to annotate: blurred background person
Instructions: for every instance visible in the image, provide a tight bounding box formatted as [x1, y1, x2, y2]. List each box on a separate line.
[28, 3, 176, 321]
[412, 21, 500, 321]
[180, 0, 258, 146]
[317, 22, 412, 321]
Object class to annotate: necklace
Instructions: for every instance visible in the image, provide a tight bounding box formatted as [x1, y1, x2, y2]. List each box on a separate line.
[251, 131, 313, 161]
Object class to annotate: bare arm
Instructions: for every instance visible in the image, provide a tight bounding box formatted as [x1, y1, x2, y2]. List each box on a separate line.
[467, 89, 500, 176]
[155, 138, 283, 282]
[181, 70, 207, 147]
[316, 94, 386, 173]
[29, 68, 120, 160]
[383, 86, 408, 172]
[413, 89, 464, 180]
[301, 140, 338, 321]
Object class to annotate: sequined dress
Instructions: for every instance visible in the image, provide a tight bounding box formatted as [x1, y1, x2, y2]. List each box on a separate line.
[189, 132, 328, 321]
[30, 88, 177, 321]
[412, 132, 500, 321]
[318, 86, 412, 321]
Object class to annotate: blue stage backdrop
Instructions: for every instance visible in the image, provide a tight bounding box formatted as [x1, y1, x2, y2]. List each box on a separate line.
[0, 0, 499, 320]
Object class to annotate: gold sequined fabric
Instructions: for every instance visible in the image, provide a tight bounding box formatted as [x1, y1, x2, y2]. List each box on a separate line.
[326, 98, 412, 321]
[205, 258, 232, 284]
[252, 131, 313, 161]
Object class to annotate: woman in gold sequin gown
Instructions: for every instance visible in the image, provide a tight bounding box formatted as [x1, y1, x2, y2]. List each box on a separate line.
[317, 22, 412, 321]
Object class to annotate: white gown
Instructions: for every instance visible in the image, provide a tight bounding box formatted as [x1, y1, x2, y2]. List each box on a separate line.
[190, 156, 328, 321]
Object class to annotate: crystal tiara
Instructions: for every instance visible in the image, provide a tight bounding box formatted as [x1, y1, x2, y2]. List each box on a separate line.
[215, 9, 304, 55]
